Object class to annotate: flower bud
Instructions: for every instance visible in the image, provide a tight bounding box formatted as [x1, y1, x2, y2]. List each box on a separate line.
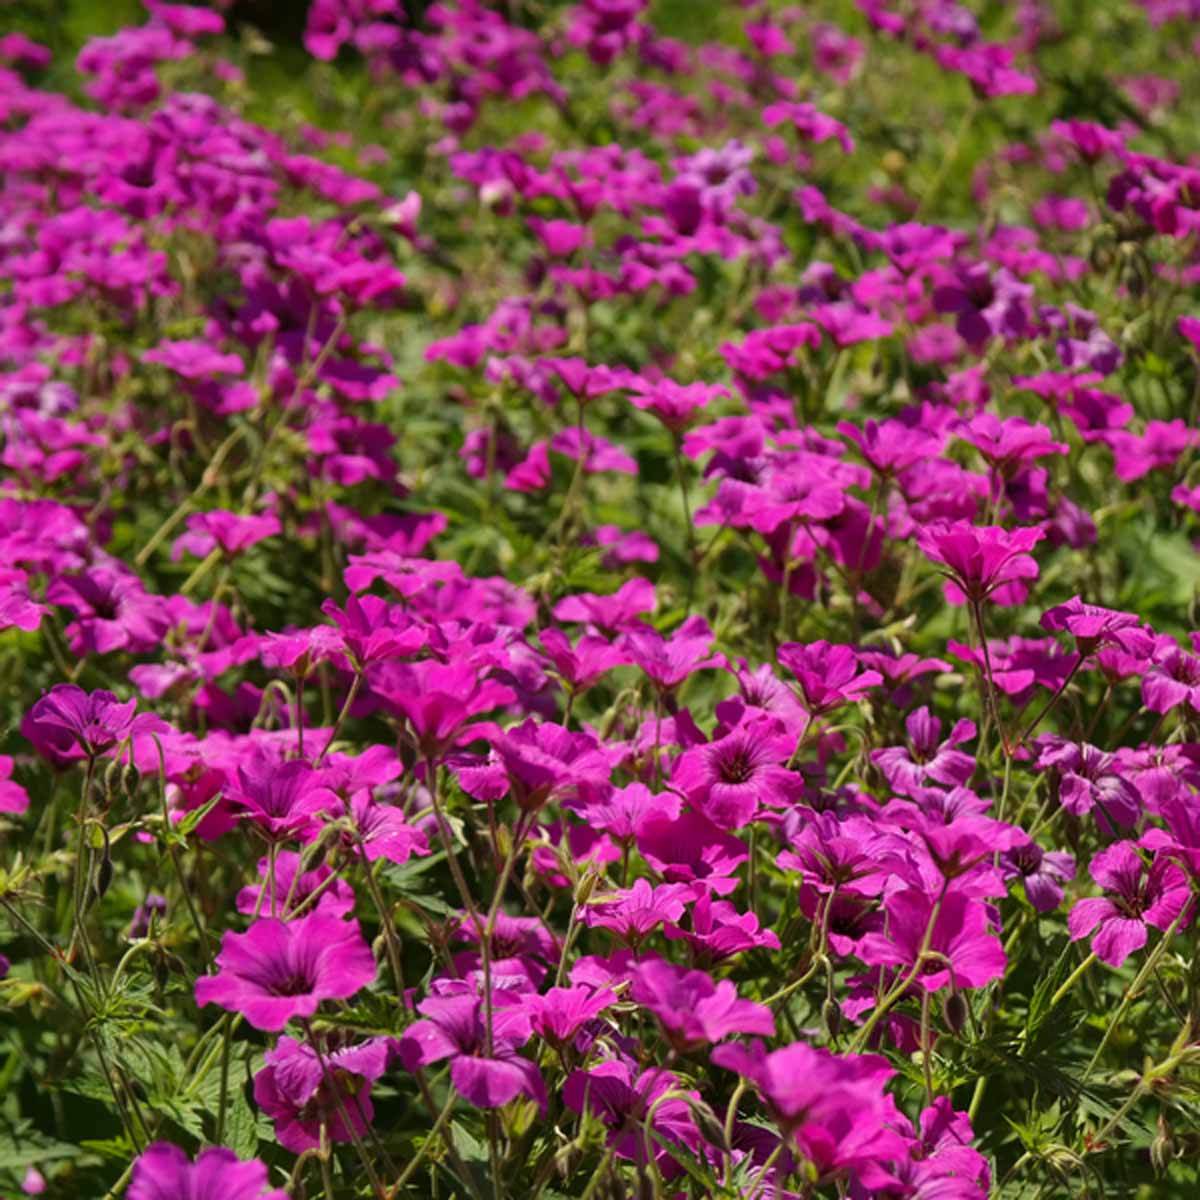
[1151, 1117, 1175, 1176]
[103, 756, 124, 800]
[822, 996, 843, 1038]
[943, 990, 968, 1036]
[93, 849, 114, 902]
[688, 1099, 729, 1154]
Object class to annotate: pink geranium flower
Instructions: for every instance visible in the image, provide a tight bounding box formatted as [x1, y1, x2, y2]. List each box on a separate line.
[917, 520, 1044, 606]
[254, 1034, 394, 1153]
[777, 641, 882, 716]
[47, 564, 169, 655]
[171, 510, 281, 560]
[859, 888, 1007, 992]
[563, 1060, 702, 1177]
[1068, 842, 1192, 967]
[195, 912, 377, 1031]
[871, 707, 976, 797]
[128, 1144, 286, 1200]
[23, 684, 161, 764]
[0, 756, 31, 815]
[713, 1041, 910, 1190]
[630, 957, 774, 1049]
[398, 992, 545, 1111]
[622, 615, 725, 691]
[1040, 596, 1152, 656]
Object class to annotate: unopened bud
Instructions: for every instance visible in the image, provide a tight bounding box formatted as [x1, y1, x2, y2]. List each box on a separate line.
[93, 850, 114, 902]
[555, 1142, 583, 1180]
[943, 991, 968, 1036]
[103, 757, 124, 799]
[574, 869, 599, 907]
[688, 1099, 729, 1154]
[822, 997, 843, 1039]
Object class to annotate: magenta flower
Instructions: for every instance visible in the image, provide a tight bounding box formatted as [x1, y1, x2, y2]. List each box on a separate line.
[1142, 794, 1200, 879]
[1040, 596, 1152, 656]
[871, 707, 976, 797]
[582, 878, 694, 944]
[859, 888, 1006, 992]
[917, 521, 1044, 606]
[0, 757, 30, 816]
[525, 984, 617, 1043]
[636, 810, 748, 892]
[538, 628, 629, 695]
[321, 594, 430, 667]
[875, 1098, 991, 1199]
[345, 794, 429, 865]
[1001, 841, 1075, 913]
[630, 958, 774, 1049]
[628, 377, 727, 434]
[0, 570, 45, 634]
[195, 912, 377, 1031]
[1142, 639, 1200, 714]
[622, 615, 725, 691]
[227, 758, 339, 843]
[235, 851, 355, 919]
[452, 911, 561, 986]
[171, 510, 281, 561]
[957, 412, 1068, 476]
[664, 892, 781, 962]
[23, 684, 156, 763]
[712, 1041, 909, 1190]
[254, 1034, 393, 1153]
[562, 1061, 702, 1176]
[838, 417, 943, 479]
[47, 564, 169, 655]
[369, 660, 516, 757]
[457, 719, 618, 813]
[260, 626, 341, 678]
[1035, 737, 1141, 831]
[142, 339, 243, 380]
[127, 1143, 286, 1200]
[777, 641, 882, 717]
[552, 576, 656, 632]
[673, 716, 800, 830]
[1068, 842, 1192, 967]
[398, 992, 544, 1111]
[777, 812, 893, 897]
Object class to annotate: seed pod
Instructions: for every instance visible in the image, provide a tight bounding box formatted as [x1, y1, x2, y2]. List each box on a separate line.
[943, 990, 968, 1035]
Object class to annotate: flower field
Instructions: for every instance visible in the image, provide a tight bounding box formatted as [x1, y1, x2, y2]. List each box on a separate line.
[4, 0, 1200, 1195]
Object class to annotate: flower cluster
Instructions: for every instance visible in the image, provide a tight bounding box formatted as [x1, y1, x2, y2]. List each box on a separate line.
[2, 1, 1200, 1198]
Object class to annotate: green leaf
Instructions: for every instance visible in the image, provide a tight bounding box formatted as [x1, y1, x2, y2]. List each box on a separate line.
[225, 1080, 259, 1160]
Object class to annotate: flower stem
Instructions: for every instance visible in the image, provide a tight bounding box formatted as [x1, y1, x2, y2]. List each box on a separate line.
[1018, 653, 1084, 746]
[672, 433, 697, 608]
[970, 599, 1010, 757]
[848, 881, 948, 1054]
[314, 670, 363, 766]
[391, 1088, 457, 1195]
[1083, 906, 1189, 1084]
